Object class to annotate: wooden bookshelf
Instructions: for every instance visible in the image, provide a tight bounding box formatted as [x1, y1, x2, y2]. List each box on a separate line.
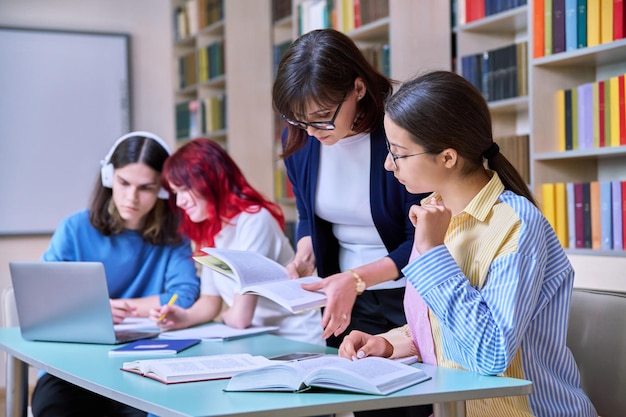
[454, 0, 626, 258]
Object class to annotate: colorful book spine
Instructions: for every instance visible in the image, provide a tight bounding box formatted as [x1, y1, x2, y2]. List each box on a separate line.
[574, 182, 585, 248]
[600, 0, 614, 44]
[535, 0, 546, 57]
[587, 0, 601, 46]
[600, 180, 613, 249]
[589, 181, 601, 249]
[609, 76, 620, 146]
[545, 0, 554, 55]
[553, 0, 566, 53]
[615, 0, 626, 39]
[542, 183, 557, 232]
[566, 182, 577, 249]
[612, 180, 623, 250]
[582, 182, 592, 248]
[565, 0, 578, 50]
[557, 89, 566, 151]
[577, 0, 588, 48]
[555, 182, 569, 247]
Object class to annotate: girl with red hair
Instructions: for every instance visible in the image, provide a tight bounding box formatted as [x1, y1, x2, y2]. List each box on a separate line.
[150, 138, 323, 345]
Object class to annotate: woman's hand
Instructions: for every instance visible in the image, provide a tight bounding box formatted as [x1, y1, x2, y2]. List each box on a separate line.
[110, 299, 138, 324]
[285, 236, 316, 278]
[301, 271, 356, 339]
[148, 304, 189, 330]
[338, 330, 393, 360]
[409, 198, 451, 255]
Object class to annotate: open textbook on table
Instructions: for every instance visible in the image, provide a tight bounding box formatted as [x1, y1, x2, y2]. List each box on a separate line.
[225, 355, 431, 395]
[194, 247, 326, 313]
[160, 322, 279, 341]
[121, 353, 272, 384]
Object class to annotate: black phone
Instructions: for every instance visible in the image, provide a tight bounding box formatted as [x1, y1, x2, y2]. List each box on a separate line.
[269, 352, 325, 361]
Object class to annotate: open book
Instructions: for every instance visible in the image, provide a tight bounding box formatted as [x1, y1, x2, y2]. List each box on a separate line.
[224, 355, 431, 395]
[194, 247, 326, 313]
[121, 353, 272, 384]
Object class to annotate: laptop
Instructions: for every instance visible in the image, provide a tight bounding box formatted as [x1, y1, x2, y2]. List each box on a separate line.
[9, 261, 160, 344]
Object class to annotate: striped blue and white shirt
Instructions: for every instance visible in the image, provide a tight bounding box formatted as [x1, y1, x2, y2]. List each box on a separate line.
[385, 171, 596, 417]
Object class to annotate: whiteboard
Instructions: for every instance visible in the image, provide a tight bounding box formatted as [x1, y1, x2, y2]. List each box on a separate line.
[0, 27, 131, 235]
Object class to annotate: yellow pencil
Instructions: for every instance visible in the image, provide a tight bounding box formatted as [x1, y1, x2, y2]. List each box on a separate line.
[158, 293, 178, 321]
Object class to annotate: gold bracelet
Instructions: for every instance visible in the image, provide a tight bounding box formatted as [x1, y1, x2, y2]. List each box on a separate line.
[348, 269, 366, 295]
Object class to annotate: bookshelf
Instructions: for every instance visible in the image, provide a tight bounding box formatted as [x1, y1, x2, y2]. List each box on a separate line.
[455, 0, 626, 258]
[171, 0, 275, 200]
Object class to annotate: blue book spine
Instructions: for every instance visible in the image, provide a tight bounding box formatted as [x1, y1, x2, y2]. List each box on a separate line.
[612, 180, 623, 250]
[565, 0, 578, 50]
[600, 181, 613, 250]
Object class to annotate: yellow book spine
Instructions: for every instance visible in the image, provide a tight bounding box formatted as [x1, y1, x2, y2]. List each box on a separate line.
[600, 0, 613, 44]
[555, 182, 568, 248]
[542, 183, 557, 232]
[587, 0, 601, 47]
[557, 89, 566, 151]
[610, 76, 620, 146]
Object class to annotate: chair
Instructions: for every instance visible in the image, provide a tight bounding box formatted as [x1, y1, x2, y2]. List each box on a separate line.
[2, 287, 32, 417]
[567, 288, 626, 417]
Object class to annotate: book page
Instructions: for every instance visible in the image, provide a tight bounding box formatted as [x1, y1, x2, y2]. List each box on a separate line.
[123, 353, 272, 380]
[244, 276, 326, 313]
[202, 248, 290, 287]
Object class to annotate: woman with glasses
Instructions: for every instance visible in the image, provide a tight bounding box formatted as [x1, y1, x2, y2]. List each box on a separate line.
[339, 71, 597, 417]
[273, 28, 432, 417]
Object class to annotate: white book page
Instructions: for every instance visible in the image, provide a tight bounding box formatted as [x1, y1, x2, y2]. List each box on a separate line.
[244, 276, 326, 312]
[124, 353, 271, 377]
[203, 248, 290, 287]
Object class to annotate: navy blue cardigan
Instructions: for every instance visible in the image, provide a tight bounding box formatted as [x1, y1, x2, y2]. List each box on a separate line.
[283, 124, 429, 279]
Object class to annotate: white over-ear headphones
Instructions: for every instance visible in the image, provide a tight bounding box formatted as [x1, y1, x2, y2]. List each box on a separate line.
[100, 131, 172, 199]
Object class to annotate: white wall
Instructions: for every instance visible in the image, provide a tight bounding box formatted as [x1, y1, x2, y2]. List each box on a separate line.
[0, 0, 174, 389]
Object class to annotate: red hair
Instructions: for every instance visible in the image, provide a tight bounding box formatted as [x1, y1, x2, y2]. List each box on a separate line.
[162, 139, 285, 251]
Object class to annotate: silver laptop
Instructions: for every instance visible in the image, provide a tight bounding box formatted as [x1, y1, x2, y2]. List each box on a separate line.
[9, 261, 160, 344]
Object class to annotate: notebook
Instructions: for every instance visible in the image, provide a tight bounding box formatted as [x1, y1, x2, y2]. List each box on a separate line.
[9, 261, 160, 344]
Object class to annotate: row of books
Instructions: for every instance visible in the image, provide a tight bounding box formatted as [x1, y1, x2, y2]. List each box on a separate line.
[494, 134, 530, 184]
[297, 0, 389, 36]
[542, 181, 626, 251]
[534, 0, 626, 58]
[177, 41, 225, 90]
[456, 0, 528, 25]
[556, 73, 626, 151]
[274, 166, 295, 201]
[173, 0, 224, 41]
[460, 42, 528, 103]
[175, 96, 227, 140]
[198, 40, 225, 83]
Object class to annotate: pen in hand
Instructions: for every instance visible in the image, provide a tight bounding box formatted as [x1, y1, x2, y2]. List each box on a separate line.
[158, 293, 178, 321]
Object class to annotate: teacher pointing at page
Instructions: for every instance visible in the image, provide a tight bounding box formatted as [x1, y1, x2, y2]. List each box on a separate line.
[273, 29, 431, 417]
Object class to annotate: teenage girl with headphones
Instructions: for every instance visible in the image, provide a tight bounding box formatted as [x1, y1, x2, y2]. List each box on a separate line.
[31, 131, 200, 417]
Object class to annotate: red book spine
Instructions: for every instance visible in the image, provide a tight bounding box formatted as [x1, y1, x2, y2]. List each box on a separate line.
[615, 0, 625, 39]
[620, 75, 626, 145]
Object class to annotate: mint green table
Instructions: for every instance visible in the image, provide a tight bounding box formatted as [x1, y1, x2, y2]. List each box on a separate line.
[0, 327, 532, 417]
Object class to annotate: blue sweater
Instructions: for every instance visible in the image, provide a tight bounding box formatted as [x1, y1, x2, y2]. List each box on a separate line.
[283, 124, 429, 278]
[42, 210, 200, 307]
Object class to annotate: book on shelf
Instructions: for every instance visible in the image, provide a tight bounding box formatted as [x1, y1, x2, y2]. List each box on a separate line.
[224, 354, 431, 395]
[121, 353, 272, 384]
[109, 339, 200, 356]
[160, 322, 279, 341]
[194, 248, 326, 313]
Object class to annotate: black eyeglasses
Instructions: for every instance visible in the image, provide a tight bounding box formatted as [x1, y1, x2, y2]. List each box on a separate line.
[386, 140, 428, 169]
[281, 93, 347, 131]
